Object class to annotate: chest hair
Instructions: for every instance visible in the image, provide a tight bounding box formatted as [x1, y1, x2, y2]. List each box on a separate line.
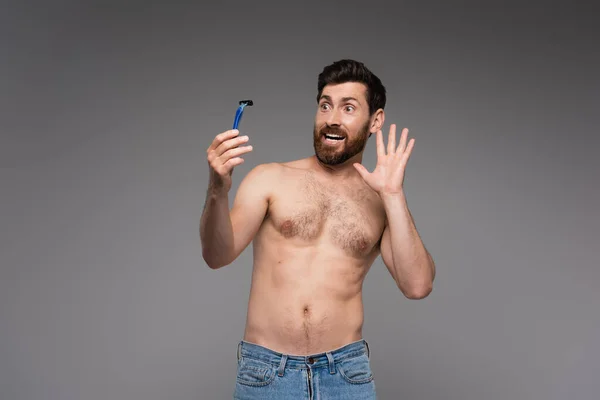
[276, 171, 379, 256]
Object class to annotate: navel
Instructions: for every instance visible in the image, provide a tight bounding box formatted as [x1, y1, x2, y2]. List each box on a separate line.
[302, 305, 311, 341]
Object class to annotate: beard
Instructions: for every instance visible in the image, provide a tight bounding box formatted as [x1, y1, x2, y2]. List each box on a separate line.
[313, 119, 371, 166]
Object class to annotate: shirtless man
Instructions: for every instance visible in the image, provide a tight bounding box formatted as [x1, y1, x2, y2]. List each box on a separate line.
[201, 59, 435, 399]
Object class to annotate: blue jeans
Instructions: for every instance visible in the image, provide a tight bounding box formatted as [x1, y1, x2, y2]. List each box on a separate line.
[233, 339, 377, 399]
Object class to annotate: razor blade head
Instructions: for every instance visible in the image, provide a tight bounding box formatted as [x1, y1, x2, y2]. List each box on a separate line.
[239, 100, 254, 106]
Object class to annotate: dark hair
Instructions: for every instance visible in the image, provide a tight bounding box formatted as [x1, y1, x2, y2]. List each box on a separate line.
[317, 59, 386, 115]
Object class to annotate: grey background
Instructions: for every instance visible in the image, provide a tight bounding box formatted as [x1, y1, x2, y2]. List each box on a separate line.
[2, 1, 599, 399]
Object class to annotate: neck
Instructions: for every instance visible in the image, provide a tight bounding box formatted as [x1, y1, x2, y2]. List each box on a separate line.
[311, 154, 363, 178]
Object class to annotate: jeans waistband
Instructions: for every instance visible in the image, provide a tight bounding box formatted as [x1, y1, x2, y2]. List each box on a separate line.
[237, 339, 370, 371]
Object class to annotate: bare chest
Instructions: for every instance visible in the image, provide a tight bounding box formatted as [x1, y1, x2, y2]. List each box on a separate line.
[266, 172, 385, 257]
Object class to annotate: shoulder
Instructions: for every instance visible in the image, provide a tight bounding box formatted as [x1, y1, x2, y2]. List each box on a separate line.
[237, 162, 284, 198]
[246, 157, 311, 180]
[244, 162, 284, 182]
[238, 159, 312, 201]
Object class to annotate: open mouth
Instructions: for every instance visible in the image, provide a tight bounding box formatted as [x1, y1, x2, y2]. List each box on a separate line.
[323, 134, 345, 141]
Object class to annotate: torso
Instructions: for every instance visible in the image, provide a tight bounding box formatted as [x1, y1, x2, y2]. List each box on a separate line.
[242, 157, 387, 355]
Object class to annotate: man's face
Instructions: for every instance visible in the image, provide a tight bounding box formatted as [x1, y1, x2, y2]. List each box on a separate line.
[313, 82, 372, 166]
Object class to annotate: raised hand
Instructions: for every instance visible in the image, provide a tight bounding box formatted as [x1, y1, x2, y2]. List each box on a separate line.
[206, 129, 253, 194]
[353, 124, 415, 195]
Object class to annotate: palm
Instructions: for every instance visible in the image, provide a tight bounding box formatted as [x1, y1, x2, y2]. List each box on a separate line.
[353, 124, 415, 195]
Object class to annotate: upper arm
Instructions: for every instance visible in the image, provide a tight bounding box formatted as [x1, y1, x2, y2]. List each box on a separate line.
[229, 163, 277, 259]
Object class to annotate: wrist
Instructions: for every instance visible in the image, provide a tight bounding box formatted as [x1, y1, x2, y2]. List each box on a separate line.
[379, 190, 408, 214]
[379, 190, 406, 202]
[207, 184, 229, 199]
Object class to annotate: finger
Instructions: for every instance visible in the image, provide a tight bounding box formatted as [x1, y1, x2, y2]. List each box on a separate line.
[207, 129, 240, 152]
[219, 145, 253, 162]
[209, 145, 252, 173]
[387, 124, 396, 155]
[215, 155, 247, 176]
[214, 135, 249, 156]
[224, 157, 245, 169]
[406, 138, 415, 156]
[401, 138, 415, 164]
[397, 128, 408, 154]
[376, 130, 385, 158]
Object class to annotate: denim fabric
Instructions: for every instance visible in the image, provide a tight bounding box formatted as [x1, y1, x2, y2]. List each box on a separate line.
[233, 339, 377, 399]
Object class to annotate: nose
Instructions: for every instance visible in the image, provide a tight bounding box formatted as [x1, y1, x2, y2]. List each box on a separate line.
[326, 107, 342, 126]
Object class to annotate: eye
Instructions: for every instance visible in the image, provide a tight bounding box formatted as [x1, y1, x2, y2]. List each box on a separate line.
[320, 103, 330, 110]
[344, 105, 355, 112]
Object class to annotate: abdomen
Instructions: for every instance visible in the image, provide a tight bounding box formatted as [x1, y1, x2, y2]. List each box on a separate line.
[244, 243, 367, 355]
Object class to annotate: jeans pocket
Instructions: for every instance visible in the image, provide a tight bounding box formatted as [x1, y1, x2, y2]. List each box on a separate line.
[236, 356, 276, 387]
[338, 353, 374, 384]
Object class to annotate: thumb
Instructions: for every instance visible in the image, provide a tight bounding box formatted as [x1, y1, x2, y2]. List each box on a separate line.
[353, 163, 369, 180]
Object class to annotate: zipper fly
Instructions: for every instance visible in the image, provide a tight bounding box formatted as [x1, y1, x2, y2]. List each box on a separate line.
[307, 368, 313, 400]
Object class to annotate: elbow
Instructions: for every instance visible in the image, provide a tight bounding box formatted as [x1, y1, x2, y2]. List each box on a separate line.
[202, 247, 233, 270]
[202, 249, 225, 270]
[403, 258, 435, 299]
[402, 282, 433, 300]
[204, 257, 227, 270]
[205, 260, 225, 270]
[202, 254, 219, 270]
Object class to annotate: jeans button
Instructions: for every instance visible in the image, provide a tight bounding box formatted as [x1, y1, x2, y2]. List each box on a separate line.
[308, 357, 315, 364]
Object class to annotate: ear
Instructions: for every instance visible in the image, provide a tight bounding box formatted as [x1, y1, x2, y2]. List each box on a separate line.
[369, 109, 385, 135]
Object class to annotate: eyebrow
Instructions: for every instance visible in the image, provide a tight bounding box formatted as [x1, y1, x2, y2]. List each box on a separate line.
[319, 95, 360, 104]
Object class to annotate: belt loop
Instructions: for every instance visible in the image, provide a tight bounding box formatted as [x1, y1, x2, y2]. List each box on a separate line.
[326, 352, 336, 374]
[365, 340, 370, 358]
[237, 341, 242, 361]
[278, 355, 288, 377]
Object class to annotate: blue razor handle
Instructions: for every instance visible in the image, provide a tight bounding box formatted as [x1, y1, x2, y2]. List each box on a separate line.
[233, 100, 254, 130]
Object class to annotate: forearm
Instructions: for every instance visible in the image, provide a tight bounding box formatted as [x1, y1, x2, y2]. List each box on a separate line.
[200, 189, 234, 268]
[381, 191, 435, 296]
